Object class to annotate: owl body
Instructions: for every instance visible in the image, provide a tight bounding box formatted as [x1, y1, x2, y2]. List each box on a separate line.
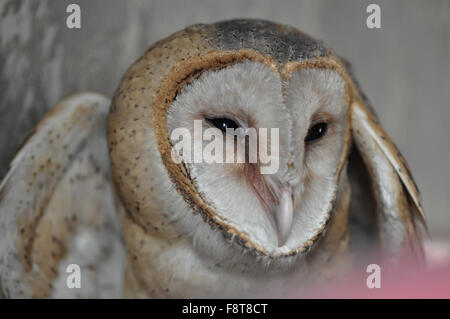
[0, 20, 425, 298]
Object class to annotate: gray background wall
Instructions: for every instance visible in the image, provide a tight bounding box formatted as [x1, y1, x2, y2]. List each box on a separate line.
[1, 0, 449, 236]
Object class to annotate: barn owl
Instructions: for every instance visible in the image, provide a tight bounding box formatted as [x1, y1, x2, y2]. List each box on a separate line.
[0, 19, 426, 298]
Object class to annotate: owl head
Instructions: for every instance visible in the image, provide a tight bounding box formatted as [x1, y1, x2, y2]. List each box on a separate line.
[109, 19, 425, 261]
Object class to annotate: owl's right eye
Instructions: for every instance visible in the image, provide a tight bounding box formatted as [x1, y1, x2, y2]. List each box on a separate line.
[205, 117, 240, 133]
[305, 122, 328, 143]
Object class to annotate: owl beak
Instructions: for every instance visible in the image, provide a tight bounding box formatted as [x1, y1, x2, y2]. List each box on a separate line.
[272, 183, 294, 247]
[263, 177, 295, 247]
[246, 167, 294, 247]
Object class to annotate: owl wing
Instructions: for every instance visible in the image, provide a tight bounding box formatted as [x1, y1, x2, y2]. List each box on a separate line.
[350, 92, 427, 260]
[0, 92, 125, 298]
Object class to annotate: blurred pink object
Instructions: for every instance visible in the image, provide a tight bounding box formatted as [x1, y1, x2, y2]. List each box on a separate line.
[286, 240, 450, 299]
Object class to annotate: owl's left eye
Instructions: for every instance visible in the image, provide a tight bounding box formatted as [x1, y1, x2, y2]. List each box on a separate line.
[205, 117, 240, 133]
[305, 122, 328, 143]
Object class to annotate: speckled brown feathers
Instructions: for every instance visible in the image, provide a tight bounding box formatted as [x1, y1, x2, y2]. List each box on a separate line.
[0, 93, 124, 298]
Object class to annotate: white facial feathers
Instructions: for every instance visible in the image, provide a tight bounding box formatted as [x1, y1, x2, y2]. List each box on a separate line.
[167, 61, 348, 255]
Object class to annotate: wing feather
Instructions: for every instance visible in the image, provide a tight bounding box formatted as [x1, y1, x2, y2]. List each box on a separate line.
[352, 102, 425, 223]
[351, 99, 426, 260]
[0, 92, 125, 298]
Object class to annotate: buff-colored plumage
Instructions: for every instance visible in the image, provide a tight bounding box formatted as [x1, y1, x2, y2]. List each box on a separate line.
[0, 19, 426, 298]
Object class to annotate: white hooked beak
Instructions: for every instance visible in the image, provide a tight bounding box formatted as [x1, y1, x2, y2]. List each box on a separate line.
[252, 174, 295, 247]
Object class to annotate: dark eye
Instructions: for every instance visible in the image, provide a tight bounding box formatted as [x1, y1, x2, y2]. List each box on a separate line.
[305, 122, 328, 143]
[205, 117, 240, 133]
